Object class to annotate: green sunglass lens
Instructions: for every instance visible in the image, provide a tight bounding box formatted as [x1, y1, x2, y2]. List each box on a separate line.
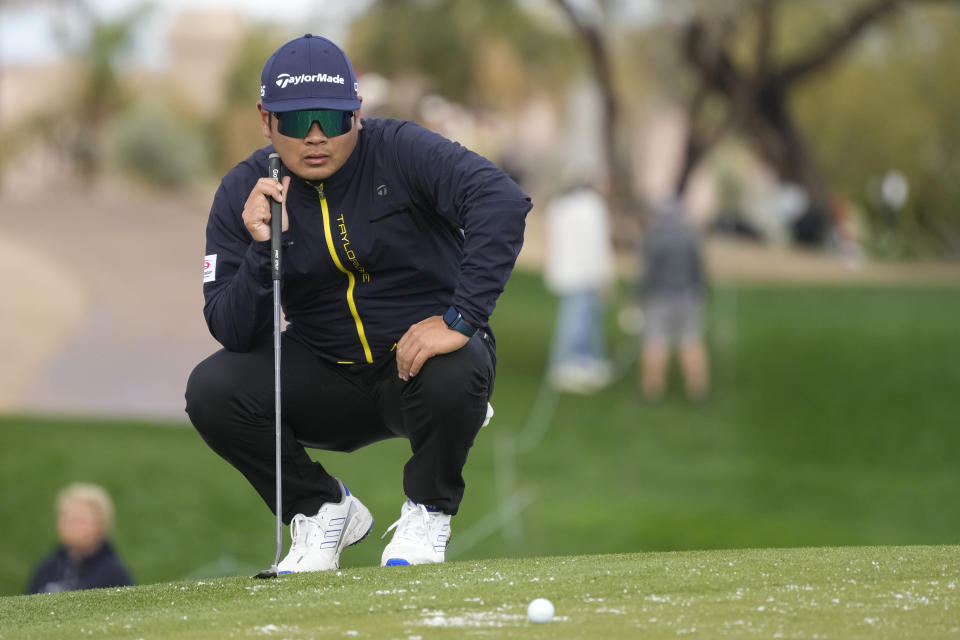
[276, 110, 352, 138]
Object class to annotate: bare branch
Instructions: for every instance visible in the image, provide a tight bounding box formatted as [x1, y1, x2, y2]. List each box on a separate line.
[754, 0, 777, 76]
[553, 0, 601, 29]
[675, 87, 735, 196]
[552, 0, 626, 208]
[682, 17, 741, 95]
[702, 104, 737, 152]
[553, 0, 613, 109]
[778, 0, 906, 84]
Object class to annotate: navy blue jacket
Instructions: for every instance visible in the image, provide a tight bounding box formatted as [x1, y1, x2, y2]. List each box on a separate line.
[203, 118, 531, 363]
[26, 542, 134, 594]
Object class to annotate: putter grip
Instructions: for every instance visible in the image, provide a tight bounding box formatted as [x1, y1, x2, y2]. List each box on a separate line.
[268, 153, 282, 281]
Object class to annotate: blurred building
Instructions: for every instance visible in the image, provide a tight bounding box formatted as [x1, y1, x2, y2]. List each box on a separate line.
[0, 60, 82, 129]
[163, 10, 245, 117]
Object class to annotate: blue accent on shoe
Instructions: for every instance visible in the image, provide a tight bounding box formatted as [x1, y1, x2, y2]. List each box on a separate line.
[412, 500, 440, 513]
[385, 558, 410, 566]
[278, 570, 292, 575]
[348, 519, 374, 547]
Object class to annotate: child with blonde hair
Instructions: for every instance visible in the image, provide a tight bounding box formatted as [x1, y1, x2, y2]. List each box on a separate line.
[26, 483, 134, 593]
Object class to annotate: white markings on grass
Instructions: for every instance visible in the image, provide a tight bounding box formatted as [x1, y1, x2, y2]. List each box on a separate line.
[251, 622, 315, 638]
[252, 624, 280, 635]
[413, 608, 530, 628]
[595, 607, 627, 614]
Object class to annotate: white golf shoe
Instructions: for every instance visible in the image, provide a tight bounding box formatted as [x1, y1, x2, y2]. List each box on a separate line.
[277, 479, 373, 574]
[380, 499, 451, 566]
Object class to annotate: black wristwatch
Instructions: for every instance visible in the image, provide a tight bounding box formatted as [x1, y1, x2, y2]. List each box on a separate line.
[443, 306, 478, 338]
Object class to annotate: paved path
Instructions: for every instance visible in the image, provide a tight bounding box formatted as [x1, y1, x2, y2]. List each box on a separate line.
[1, 187, 220, 421]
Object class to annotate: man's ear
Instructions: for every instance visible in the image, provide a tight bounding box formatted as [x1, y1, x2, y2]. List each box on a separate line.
[258, 103, 272, 140]
[355, 96, 363, 131]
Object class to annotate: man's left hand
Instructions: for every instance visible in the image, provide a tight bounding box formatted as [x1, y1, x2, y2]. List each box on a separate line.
[396, 316, 469, 381]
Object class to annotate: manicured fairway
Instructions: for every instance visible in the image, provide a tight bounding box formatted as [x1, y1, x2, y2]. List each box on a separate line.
[2, 546, 957, 639]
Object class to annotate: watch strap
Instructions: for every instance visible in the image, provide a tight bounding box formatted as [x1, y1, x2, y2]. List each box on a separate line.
[443, 306, 478, 338]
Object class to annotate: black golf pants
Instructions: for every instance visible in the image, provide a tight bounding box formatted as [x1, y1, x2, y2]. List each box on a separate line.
[184, 332, 495, 521]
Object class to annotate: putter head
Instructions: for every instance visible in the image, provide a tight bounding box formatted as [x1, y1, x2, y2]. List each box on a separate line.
[253, 568, 278, 579]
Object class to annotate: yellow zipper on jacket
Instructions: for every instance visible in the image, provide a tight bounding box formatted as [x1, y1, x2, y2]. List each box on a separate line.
[310, 181, 373, 363]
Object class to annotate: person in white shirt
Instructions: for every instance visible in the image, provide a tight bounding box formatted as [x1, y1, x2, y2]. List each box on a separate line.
[544, 182, 616, 393]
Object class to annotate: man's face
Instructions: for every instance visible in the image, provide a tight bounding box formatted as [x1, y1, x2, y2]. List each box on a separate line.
[259, 104, 362, 181]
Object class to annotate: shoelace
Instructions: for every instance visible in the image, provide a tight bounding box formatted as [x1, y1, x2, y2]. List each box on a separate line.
[382, 502, 430, 542]
[288, 513, 321, 554]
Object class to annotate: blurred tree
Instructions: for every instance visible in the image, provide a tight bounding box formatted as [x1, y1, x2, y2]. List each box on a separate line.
[107, 105, 211, 189]
[669, 0, 954, 245]
[348, 0, 577, 111]
[794, 6, 960, 257]
[53, 1, 153, 183]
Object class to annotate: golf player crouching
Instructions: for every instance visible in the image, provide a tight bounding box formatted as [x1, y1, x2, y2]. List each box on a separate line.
[185, 34, 531, 572]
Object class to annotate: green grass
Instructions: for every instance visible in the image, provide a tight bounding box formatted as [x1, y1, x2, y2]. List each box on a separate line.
[2, 274, 959, 599]
[1, 546, 957, 639]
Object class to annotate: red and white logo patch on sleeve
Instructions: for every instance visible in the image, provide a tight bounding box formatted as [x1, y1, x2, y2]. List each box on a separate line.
[203, 254, 217, 283]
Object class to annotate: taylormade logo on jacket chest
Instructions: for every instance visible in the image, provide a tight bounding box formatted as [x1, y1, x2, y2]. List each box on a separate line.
[275, 72, 345, 88]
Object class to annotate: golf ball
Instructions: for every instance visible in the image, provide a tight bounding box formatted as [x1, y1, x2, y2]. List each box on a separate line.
[527, 597, 554, 623]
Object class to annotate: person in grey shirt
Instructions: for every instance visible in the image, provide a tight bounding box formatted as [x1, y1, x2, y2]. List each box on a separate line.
[639, 198, 710, 401]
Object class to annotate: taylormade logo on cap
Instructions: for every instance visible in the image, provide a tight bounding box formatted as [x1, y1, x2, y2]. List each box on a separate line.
[275, 72, 346, 89]
[260, 34, 361, 112]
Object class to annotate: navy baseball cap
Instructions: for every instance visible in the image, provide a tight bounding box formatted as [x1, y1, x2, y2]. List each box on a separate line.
[260, 34, 360, 113]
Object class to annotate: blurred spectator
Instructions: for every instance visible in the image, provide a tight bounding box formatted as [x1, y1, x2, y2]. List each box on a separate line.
[26, 483, 134, 594]
[544, 181, 615, 394]
[639, 199, 710, 402]
[830, 192, 865, 270]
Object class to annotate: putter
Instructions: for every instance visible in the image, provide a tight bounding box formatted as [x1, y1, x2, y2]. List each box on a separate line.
[254, 152, 285, 579]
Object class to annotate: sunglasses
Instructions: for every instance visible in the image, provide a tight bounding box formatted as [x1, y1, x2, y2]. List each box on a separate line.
[273, 109, 355, 138]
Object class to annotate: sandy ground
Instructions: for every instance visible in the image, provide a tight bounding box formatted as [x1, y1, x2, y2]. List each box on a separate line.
[1, 187, 957, 420]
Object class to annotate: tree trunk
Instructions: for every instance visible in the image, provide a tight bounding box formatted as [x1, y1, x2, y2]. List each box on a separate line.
[749, 82, 832, 243]
[552, 0, 637, 230]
